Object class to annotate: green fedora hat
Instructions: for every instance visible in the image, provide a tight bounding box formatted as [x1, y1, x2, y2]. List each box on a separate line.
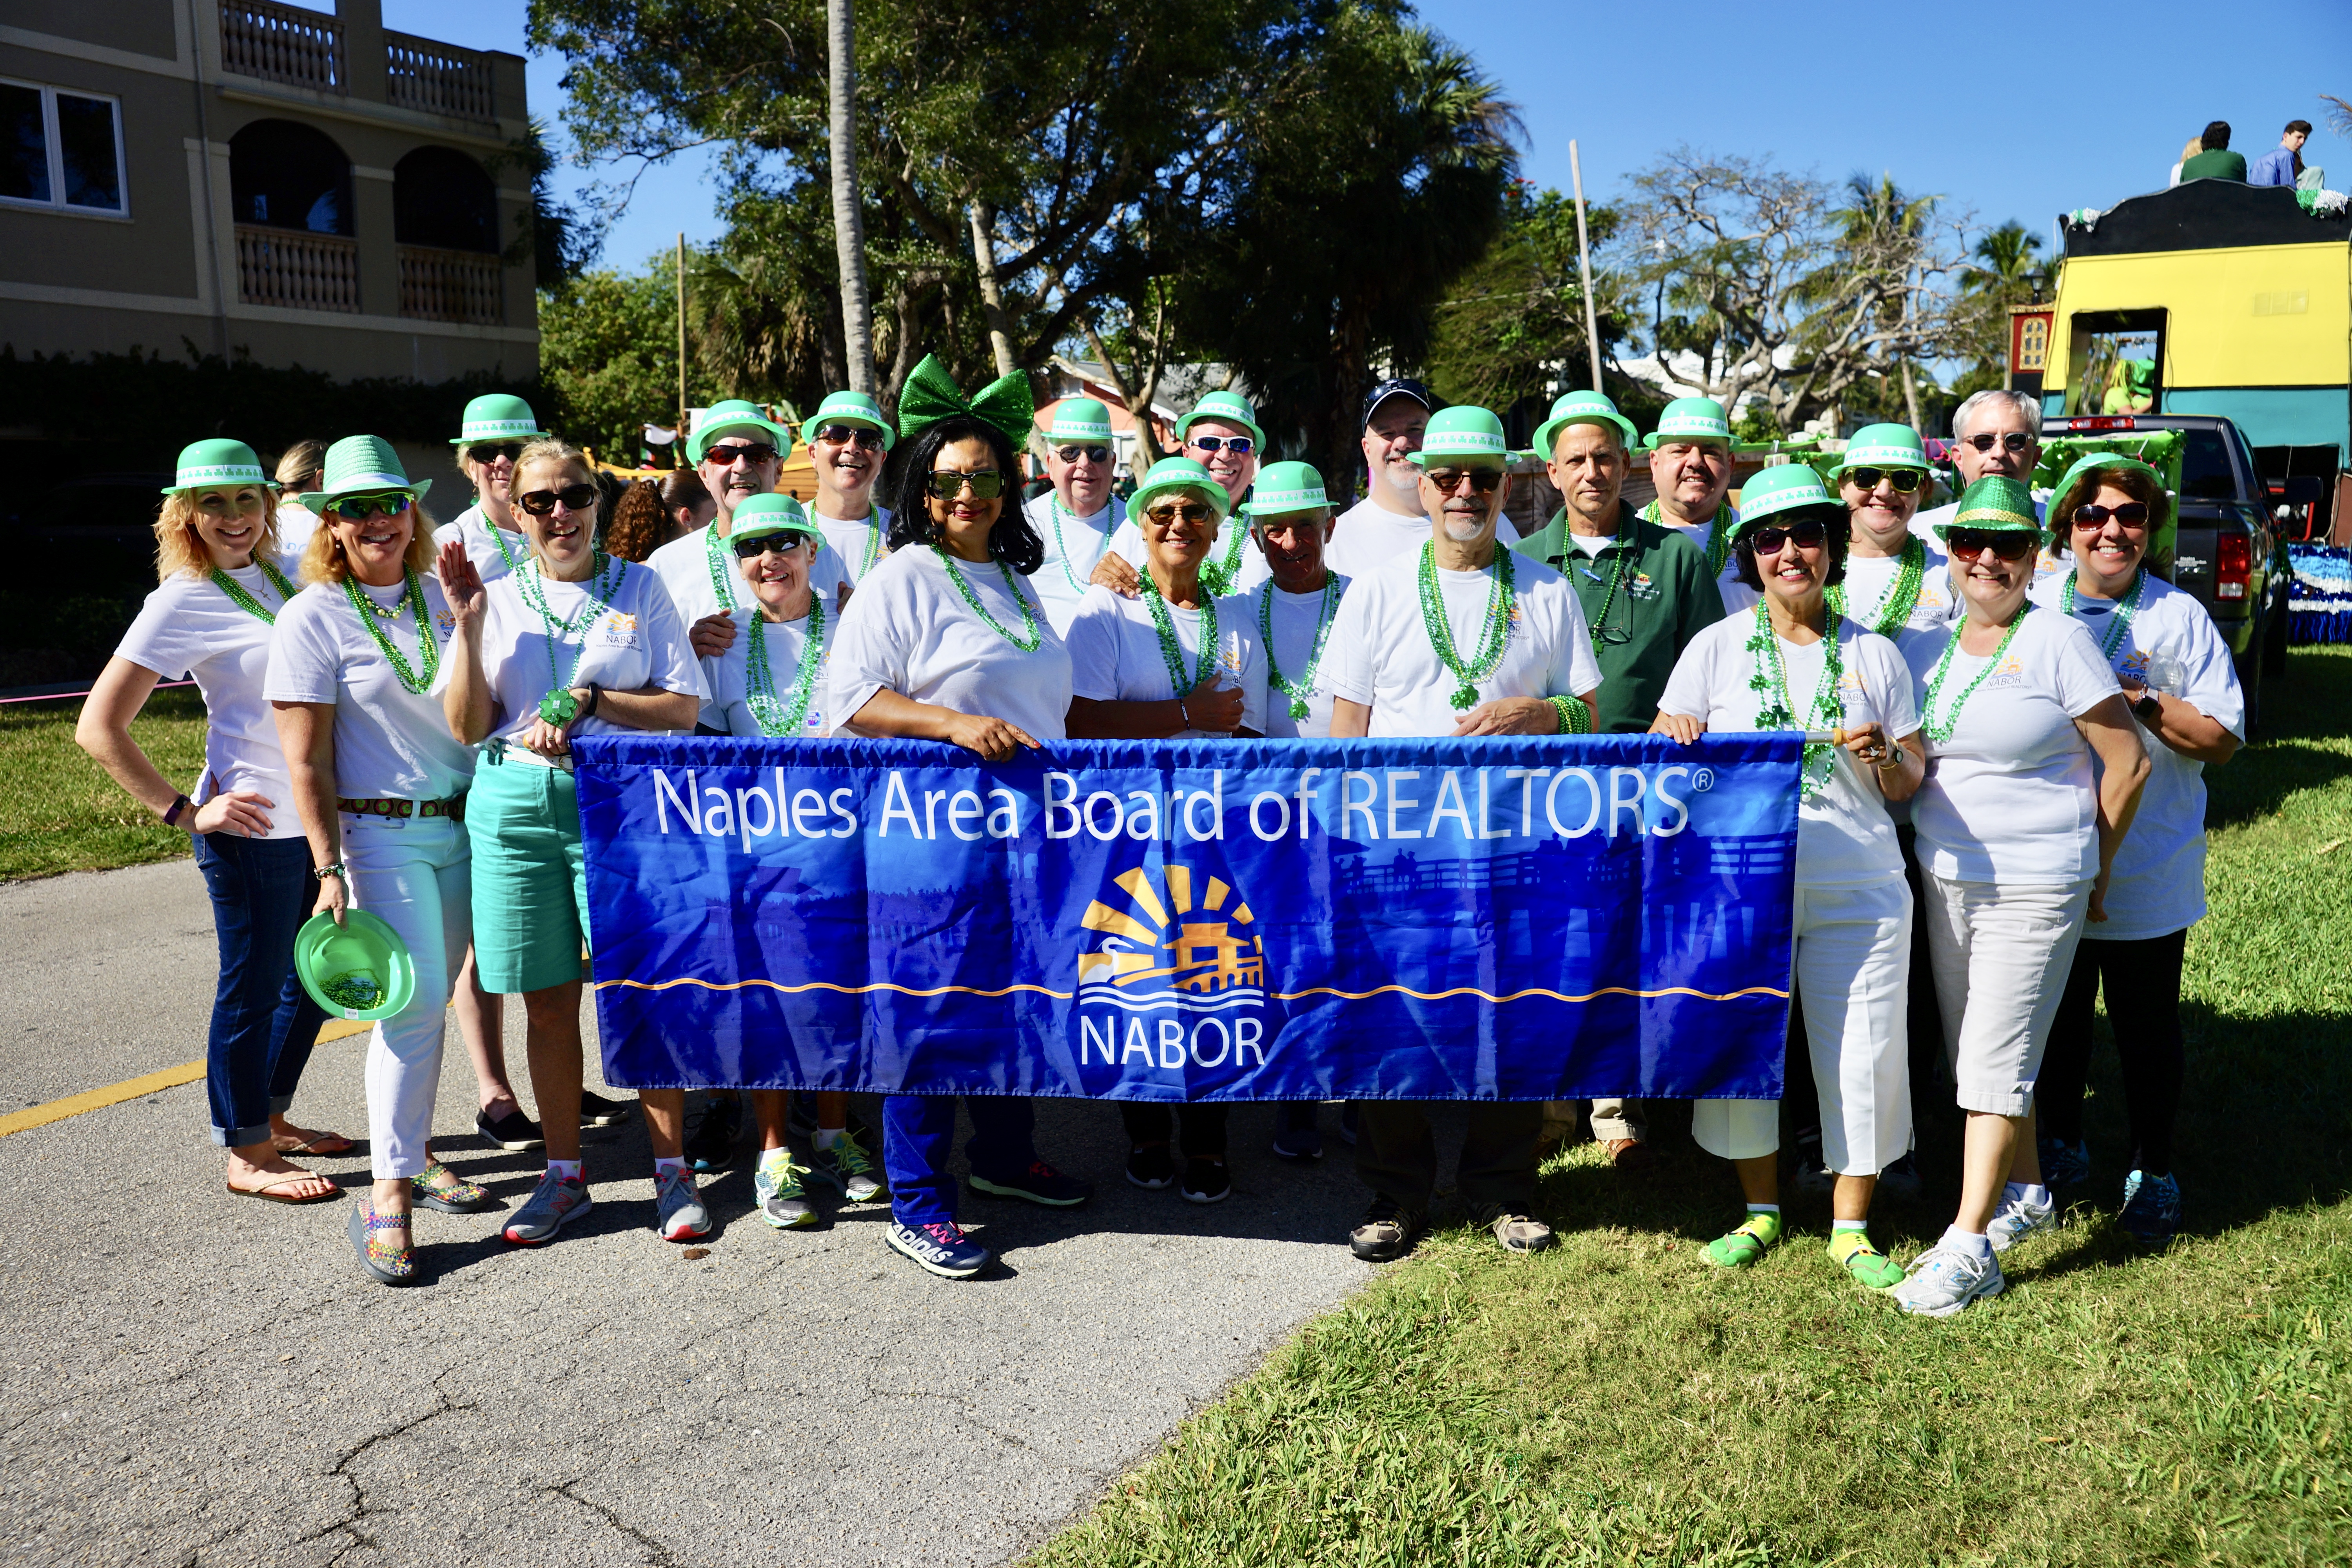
[805, 389, 897, 451]
[161, 438, 277, 495]
[1531, 390, 1639, 458]
[1240, 461, 1329, 518]
[1130, 456, 1232, 522]
[294, 909, 416, 1022]
[297, 435, 430, 514]
[726, 492, 823, 544]
[1733, 461, 1840, 532]
[687, 399, 793, 464]
[1407, 405, 1512, 467]
[1829, 422, 1930, 477]
[1044, 397, 1114, 445]
[450, 393, 549, 447]
[1640, 397, 1732, 450]
[1934, 475, 2044, 543]
[1176, 389, 1265, 449]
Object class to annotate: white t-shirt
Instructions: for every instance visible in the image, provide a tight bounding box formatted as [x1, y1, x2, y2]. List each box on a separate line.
[1251, 573, 1353, 739]
[1064, 584, 1267, 737]
[114, 557, 307, 837]
[265, 575, 477, 801]
[826, 545, 1074, 744]
[1838, 540, 1959, 633]
[2029, 571, 2243, 938]
[810, 505, 892, 592]
[461, 559, 705, 749]
[1323, 496, 1430, 583]
[435, 505, 531, 586]
[1111, 514, 1270, 595]
[1025, 493, 1125, 636]
[274, 502, 322, 563]
[647, 519, 852, 727]
[1658, 613, 1918, 887]
[1324, 544, 1603, 738]
[1902, 606, 2124, 886]
[706, 592, 838, 740]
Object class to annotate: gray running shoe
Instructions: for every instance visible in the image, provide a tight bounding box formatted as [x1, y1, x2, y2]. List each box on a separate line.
[1889, 1242, 2005, 1317]
[807, 1131, 886, 1203]
[755, 1150, 818, 1229]
[1987, 1189, 2057, 1254]
[503, 1170, 592, 1245]
[655, 1165, 710, 1241]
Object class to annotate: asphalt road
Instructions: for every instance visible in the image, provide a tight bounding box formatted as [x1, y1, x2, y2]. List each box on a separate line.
[0, 862, 1417, 1567]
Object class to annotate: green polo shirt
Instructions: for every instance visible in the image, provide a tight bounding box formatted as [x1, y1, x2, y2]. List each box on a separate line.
[1510, 501, 1724, 733]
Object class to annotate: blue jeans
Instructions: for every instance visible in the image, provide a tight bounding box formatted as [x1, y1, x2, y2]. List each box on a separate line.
[192, 832, 327, 1147]
[882, 1096, 1040, 1229]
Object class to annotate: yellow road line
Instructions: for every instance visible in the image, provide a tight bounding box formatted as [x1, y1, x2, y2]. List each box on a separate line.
[0, 1016, 372, 1139]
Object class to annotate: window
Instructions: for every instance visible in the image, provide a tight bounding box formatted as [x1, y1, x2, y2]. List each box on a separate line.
[0, 79, 126, 215]
[229, 119, 353, 236]
[393, 146, 497, 252]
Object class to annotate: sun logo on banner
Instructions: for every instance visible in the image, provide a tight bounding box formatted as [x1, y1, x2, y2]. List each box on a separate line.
[1076, 866, 1266, 1013]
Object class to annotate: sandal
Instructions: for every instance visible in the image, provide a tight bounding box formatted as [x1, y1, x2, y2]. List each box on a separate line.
[1704, 1212, 1784, 1269]
[274, 1127, 355, 1157]
[410, 1160, 497, 1214]
[349, 1203, 417, 1286]
[225, 1167, 339, 1205]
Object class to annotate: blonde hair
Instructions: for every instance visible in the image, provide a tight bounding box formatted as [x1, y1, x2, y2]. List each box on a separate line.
[276, 439, 326, 491]
[152, 485, 283, 582]
[299, 492, 439, 585]
[2179, 136, 2203, 162]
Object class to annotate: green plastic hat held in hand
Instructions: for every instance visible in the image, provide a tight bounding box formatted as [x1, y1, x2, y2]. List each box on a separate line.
[450, 394, 550, 447]
[295, 909, 417, 1022]
[1408, 406, 1512, 468]
[162, 439, 277, 495]
[297, 436, 429, 515]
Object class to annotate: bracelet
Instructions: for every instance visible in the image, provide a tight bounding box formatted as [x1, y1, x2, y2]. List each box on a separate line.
[1176, 696, 1192, 730]
[313, 862, 347, 883]
[580, 683, 602, 720]
[162, 793, 191, 827]
[1548, 695, 1590, 735]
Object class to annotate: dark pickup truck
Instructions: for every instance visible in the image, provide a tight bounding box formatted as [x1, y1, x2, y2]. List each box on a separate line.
[2045, 412, 2296, 732]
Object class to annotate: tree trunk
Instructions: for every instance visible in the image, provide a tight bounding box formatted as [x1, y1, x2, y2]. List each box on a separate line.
[967, 200, 1020, 378]
[1900, 358, 1922, 433]
[826, 0, 876, 392]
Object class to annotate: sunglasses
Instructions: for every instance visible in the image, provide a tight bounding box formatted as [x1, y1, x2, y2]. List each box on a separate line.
[1964, 431, 2034, 454]
[1145, 502, 1218, 526]
[330, 493, 413, 521]
[814, 423, 885, 450]
[466, 441, 526, 465]
[1750, 517, 1829, 555]
[2071, 502, 2151, 529]
[1945, 528, 2038, 562]
[1055, 444, 1112, 464]
[1189, 436, 1255, 456]
[1845, 467, 1925, 494]
[516, 484, 600, 517]
[927, 469, 1006, 500]
[1423, 466, 1506, 495]
[703, 442, 778, 467]
[731, 533, 809, 560]
[196, 491, 265, 514]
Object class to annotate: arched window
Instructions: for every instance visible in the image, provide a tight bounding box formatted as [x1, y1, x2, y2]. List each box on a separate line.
[228, 119, 353, 235]
[392, 145, 496, 253]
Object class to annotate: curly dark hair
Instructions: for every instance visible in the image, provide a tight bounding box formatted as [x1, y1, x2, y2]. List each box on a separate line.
[1733, 505, 1849, 590]
[881, 414, 1044, 575]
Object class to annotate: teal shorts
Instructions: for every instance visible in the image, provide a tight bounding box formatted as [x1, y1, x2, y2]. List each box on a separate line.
[466, 750, 590, 995]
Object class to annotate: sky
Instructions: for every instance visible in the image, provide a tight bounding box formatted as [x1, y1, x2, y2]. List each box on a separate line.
[374, 0, 2352, 278]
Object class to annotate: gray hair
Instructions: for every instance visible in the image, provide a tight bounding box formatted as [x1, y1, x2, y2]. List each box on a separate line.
[1949, 389, 2043, 442]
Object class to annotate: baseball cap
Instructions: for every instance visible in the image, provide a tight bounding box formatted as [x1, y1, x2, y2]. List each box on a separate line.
[1361, 377, 1436, 431]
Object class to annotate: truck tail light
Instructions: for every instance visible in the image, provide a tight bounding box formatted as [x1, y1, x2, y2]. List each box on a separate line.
[2069, 416, 2138, 431]
[2216, 533, 2250, 600]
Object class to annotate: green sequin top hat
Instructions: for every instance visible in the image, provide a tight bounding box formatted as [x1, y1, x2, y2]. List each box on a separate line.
[297, 436, 430, 514]
[1043, 397, 1114, 444]
[726, 492, 824, 543]
[161, 438, 277, 494]
[1176, 389, 1265, 449]
[1733, 461, 1840, 531]
[688, 400, 793, 464]
[1640, 397, 1732, 449]
[804, 389, 897, 452]
[1829, 422, 1930, 476]
[1240, 461, 1329, 517]
[294, 909, 417, 1022]
[1130, 456, 1232, 522]
[1933, 475, 2044, 543]
[450, 394, 550, 447]
[1407, 406, 1512, 467]
[1531, 390, 1639, 458]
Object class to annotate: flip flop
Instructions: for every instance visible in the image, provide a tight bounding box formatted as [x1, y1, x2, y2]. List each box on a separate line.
[225, 1171, 341, 1206]
[276, 1131, 355, 1157]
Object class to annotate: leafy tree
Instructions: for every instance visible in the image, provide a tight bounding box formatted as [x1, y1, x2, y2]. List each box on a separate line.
[1424, 180, 1633, 418]
[537, 263, 719, 459]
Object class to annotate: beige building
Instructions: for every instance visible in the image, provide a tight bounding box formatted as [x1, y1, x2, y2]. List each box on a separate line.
[0, 0, 537, 385]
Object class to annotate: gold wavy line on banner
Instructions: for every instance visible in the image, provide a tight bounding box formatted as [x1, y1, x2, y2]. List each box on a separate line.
[593, 977, 1788, 1004]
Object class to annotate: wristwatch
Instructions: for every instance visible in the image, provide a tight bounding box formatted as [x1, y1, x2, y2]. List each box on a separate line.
[2131, 690, 2162, 726]
[579, 682, 602, 720]
[538, 687, 580, 725]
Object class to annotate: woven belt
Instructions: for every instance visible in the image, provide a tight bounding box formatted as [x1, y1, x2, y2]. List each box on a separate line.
[337, 795, 465, 821]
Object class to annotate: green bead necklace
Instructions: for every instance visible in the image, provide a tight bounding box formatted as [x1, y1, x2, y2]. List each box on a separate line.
[1259, 574, 1343, 721]
[2060, 565, 2147, 661]
[1920, 604, 2033, 746]
[514, 551, 626, 712]
[703, 523, 740, 612]
[1197, 519, 1249, 598]
[1142, 571, 1220, 706]
[1416, 541, 1515, 710]
[1047, 495, 1114, 595]
[1644, 499, 1739, 577]
[744, 597, 828, 737]
[1744, 603, 1844, 801]
[488, 517, 528, 578]
[1826, 537, 1926, 637]
[341, 570, 441, 695]
[933, 545, 1043, 652]
[1578, 536, 1630, 650]
[210, 557, 297, 625]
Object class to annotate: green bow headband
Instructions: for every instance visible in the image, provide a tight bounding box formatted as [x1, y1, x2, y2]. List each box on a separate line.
[897, 354, 1034, 449]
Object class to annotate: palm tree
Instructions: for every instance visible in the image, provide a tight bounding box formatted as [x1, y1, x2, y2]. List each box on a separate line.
[1818, 172, 1942, 429]
[1967, 220, 2044, 299]
[826, 0, 876, 393]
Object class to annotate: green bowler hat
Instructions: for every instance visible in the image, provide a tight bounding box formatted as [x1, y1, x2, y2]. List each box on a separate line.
[727, 492, 823, 544]
[688, 399, 793, 464]
[1733, 461, 1839, 531]
[2049, 450, 2163, 499]
[1045, 397, 1114, 444]
[450, 393, 549, 447]
[806, 389, 897, 451]
[1934, 475, 2044, 543]
[1131, 456, 1232, 521]
[1176, 389, 1265, 449]
[295, 909, 417, 1022]
[1240, 461, 1329, 517]
[1829, 422, 1930, 476]
[1531, 390, 1639, 458]
[162, 438, 276, 494]
[1641, 397, 1732, 450]
[1408, 405, 1512, 467]
[298, 435, 430, 514]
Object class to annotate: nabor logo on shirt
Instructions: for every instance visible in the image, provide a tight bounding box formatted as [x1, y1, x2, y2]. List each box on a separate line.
[1987, 652, 2027, 688]
[599, 613, 641, 648]
[1628, 571, 1659, 600]
[1076, 864, 1268, 1073]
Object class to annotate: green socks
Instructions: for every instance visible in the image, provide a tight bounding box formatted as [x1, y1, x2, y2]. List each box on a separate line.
[1705, 1207, 1784, 1269]
[1829, 1224, 1907, 1290]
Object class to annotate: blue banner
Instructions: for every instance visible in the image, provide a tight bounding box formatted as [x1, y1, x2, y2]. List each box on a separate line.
[572, 735, 1800, 1102]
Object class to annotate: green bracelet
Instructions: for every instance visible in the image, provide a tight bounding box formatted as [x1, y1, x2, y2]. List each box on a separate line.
[1548, 695, 1590, 735]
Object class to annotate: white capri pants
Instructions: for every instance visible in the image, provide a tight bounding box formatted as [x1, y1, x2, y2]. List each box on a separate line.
[1692, 878, 1912, 1174]
[1921, 873, 2091, 1118]
[344, 813, 472, 1179]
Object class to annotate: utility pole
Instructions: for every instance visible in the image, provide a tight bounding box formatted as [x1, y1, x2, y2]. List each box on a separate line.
[676, 232, 688, 456]
[828, 0, 877, 391]
[1570, 140, 1604, 396]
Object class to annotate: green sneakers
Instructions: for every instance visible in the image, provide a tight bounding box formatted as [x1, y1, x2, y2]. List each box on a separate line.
[755, 1149, 818, 1229]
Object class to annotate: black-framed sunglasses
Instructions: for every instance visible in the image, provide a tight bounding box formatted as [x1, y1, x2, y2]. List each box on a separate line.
[2071, 501, 2151, 529]
[516, 483, 600, 517]
[1964, 431, 2034, 454]
[927, 469, 1006, 500]
[1055, 444, 1112, 464]
[703, 441, 778, 467]
[731, 532, 810, 560]
[1749, 517, 1829, 555]
[330, 492, 413, 520]
[1423, 466, 1505, 495]
[1189, 435, 1255, 456]
[1845, 466, 1925, 494]
[1945, 528, 2038, 562]
[466, 441, 526, 465]
[814, 423, 886, 450]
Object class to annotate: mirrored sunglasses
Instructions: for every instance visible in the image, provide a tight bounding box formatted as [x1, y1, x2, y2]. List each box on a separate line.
[1945, 528, 2038, 562]
[927, 469, 1006, 500]
[1750, 518, 1829, 555]
[1055, 444, 1112, 464]
[1189, 435, 1255, 456]
[330, 493, 413, 521]
[516, 484, 600, 516]
[1846, 466, 1924, 494]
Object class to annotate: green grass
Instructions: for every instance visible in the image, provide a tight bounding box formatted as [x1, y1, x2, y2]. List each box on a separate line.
[1030, 647, 2352, 1568]
[0, 688, 208, 881]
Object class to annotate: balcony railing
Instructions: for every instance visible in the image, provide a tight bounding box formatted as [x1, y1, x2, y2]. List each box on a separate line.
[399, 245, 503, 325]
[236, 226, 360, 313]
[218, 0, 345, 94]
[385, 33, 497, 122]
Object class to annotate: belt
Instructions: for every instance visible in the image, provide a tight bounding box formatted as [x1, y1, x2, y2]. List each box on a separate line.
[338, 795, 465, 821]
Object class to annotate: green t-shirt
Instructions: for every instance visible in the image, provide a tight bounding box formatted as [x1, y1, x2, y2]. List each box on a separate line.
[1508, 501, 1724, 733]
[2179, 149, 2248, 182]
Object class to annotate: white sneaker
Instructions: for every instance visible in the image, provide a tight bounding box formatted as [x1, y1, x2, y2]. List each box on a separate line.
[1889, 1243, 2005, 1317]
[1986, 1191, 2057, 1254]
[655, 1165, 710, 1241]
